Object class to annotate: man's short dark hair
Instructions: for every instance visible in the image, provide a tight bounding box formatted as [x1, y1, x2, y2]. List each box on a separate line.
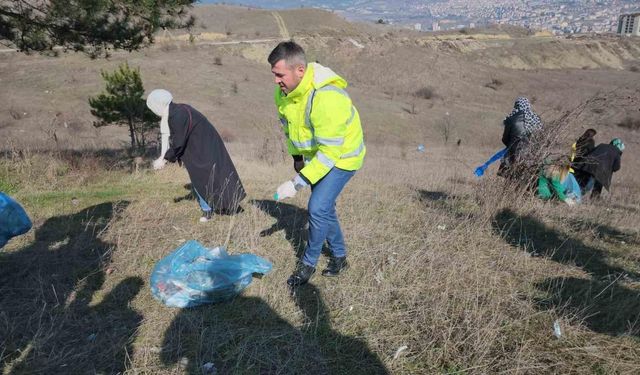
[268, 41, 307, 67]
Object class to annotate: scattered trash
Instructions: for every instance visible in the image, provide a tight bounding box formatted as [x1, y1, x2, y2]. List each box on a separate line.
[0, 192, 32, 249]
[151, 240, 272, 308]
[347, 38, 364, 49]
[87, 333, 97, 342]
[474, 148, 507, 177]
[349, 306, 354, 312]
[387, 255, 397, 265]
[393, 345, 408, 360]
[437, 224, 446, 230]
[149, 347, 162, 353]
[106, 268, 115, 275]
[202, 362, 217, 374]
[553, 319, 562, 338]
[179, 357, 189, 368]
[71, 197, 79, 206]
[374, 270, 384, 284]
[417, 144, 425, 153]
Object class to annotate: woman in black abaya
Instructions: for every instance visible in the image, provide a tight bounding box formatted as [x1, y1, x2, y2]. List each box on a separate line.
[147, 89, 246, 221]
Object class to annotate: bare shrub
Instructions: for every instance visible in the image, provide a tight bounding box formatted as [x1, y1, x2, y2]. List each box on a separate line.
[407, 101, 418, 115]
[618, 116, 640, 131]
[231, 81, 239, 94]
[439, 112, 454, 144]
[414, 86, 436, 100]
[496, 103, 587, 194]
[484, 78, 503, 91]
[9, 107, 28, 120]
[629, 65, 639, 73]
[213, 57, 223, 66]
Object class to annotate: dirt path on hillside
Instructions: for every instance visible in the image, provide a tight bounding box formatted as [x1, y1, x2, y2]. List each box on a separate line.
[271, 12, 290, 40]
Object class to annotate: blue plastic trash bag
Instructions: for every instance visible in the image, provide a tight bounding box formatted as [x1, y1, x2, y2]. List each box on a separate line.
[417, 144, 425, 153]
[474, 148, 507, 177]
[562, 173, 582, 203]
[150, 240, 272, 308]
[0, 192, 32, 249]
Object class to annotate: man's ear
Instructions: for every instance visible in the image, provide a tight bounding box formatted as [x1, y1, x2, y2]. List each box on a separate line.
[295, 64, 306, 79]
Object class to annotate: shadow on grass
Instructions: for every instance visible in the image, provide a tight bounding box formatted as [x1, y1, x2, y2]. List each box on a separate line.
[173, 183, 195, 203]
[492, 208, 636, 279]
[565, 218, 639, 246]
[0, 201, 142, 373]
[417, 190, 451, 202]
[251, 199, 308, 258]
[534, 277, 640, 338]
[417, 189, 476, 220]
[161, 284, 389, 374]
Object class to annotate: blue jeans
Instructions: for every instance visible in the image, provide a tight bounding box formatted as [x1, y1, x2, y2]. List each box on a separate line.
[302, 168, 355, 267]
[193, 187, 212, 213]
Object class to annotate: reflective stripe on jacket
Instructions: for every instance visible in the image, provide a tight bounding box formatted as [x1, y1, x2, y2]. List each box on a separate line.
[275, 63, 365, 184]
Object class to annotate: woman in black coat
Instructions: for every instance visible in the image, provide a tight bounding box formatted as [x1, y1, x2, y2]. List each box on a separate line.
[147, 89, 246, 221]
[573, 138, 624, 199]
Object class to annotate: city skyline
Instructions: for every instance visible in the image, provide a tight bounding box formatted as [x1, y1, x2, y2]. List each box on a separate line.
[201, 0, 640, 34]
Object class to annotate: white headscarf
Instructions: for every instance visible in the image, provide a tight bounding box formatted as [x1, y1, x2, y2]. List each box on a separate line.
[146, 89, 173, 159]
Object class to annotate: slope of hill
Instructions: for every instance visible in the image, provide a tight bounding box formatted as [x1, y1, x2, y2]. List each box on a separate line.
[1, 5, 638, 152]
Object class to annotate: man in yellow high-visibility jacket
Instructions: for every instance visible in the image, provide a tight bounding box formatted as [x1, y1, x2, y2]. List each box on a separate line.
[269, 41, 366, 286]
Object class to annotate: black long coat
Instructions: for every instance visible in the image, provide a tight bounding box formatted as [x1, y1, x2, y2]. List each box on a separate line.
[501, 112, 529, 166]
[164, 103, 246, 213]
[574, 143, 621, 190]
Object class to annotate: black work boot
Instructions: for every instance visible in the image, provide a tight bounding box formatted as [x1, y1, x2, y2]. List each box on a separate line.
[287, 263, 316, 287]
[321, 256, 349, 277]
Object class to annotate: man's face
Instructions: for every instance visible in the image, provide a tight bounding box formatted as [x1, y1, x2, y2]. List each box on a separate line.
[271, 59, 305, 94]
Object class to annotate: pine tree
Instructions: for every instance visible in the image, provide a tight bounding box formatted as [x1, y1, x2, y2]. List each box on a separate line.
[0, 1, 195, 57]
[89, 63, 157, 150]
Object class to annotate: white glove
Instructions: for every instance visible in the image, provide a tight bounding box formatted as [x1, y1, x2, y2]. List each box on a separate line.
[275, 180, 297, 201]
[565, 197, 576, 206]
[153, 158, 166, 170]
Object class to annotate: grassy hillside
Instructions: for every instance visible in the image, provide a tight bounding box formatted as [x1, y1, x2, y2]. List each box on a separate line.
[1, 143, 639, 374]
[1, 4, 640, 374]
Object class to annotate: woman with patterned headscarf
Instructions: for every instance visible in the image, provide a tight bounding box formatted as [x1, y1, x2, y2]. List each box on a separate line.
[146, 89, 246, 221]
[498, 97, 543, 178]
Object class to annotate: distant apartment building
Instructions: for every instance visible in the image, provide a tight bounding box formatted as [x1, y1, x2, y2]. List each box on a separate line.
[617, 13, 640, 36]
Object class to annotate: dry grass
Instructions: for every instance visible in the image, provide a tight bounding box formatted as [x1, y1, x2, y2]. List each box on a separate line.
[1, 142, 639, 374]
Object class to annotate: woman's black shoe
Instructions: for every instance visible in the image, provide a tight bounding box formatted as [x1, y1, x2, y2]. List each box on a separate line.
[322, 256, 348, 277]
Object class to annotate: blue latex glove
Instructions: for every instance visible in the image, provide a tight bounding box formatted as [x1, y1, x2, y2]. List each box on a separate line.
[474, 148, 507, 177]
